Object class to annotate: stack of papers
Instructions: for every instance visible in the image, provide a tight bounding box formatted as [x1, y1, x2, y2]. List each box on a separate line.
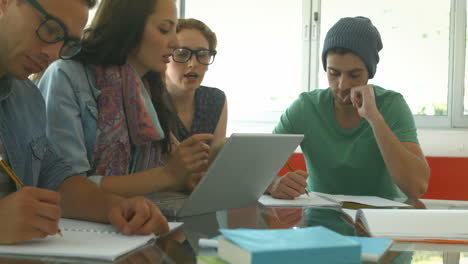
[356, 209, 468, 240]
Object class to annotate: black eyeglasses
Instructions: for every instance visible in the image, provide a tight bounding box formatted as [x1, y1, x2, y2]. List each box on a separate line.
[25, 0, 81, 60]
[172, 48, 217, 65]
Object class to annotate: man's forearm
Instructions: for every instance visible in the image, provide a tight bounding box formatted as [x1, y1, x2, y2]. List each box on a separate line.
[368, 114, 430, 199]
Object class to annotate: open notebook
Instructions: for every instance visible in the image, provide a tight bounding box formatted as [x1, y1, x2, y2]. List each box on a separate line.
[258, 192, 409, 209]
[0, 218, 183, 261]
[313, 192, 410, 209]
[356, 209, 468, 240]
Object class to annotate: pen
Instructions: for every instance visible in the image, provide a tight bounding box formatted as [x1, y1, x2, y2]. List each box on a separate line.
[394, 238, 468, 245]
[0, 157, 63, 237]
[285, 162, 310, 197]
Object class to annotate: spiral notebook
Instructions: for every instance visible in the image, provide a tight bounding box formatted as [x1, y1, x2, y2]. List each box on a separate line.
[0, 218, 183, 261]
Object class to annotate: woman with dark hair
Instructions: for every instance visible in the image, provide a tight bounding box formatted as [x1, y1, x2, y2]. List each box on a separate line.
[38, 0, 213, 198]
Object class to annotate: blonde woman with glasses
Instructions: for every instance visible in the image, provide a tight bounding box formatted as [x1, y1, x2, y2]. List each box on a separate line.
[165, 18, 227, 144]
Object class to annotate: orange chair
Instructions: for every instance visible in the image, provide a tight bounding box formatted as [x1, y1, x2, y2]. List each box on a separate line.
[278, 154, 468, 201]
[278, 153, 306, 176]
[423, 157, 468, 201]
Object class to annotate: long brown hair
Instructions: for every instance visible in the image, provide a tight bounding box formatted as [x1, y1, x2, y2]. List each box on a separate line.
[176, 18, 217, 50]
[75, 0, 174, 153]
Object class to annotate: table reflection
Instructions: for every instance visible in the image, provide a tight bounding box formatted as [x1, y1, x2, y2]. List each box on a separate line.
[260, 207, 304, 229]
[1, 198, 467, 264]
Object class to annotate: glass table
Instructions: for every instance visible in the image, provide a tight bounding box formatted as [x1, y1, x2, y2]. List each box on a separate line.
[1, 199, 467, 264]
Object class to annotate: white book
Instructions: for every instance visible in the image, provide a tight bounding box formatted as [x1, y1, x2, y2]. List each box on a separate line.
[341, 208, 358, 223]
[258, 194, 340, 208]
[313, 192, 410, 208]
[356, 209, 468, 240]
[0, 218, 183, 261]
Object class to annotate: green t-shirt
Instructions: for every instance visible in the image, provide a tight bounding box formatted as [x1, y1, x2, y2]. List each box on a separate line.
[273, 85, 418, 199]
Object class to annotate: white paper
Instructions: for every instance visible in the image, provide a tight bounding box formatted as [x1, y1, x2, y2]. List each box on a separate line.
[0, 218, 183, 261]
[258, 194, 340, 208]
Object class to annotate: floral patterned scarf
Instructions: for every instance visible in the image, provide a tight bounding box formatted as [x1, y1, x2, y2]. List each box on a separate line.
[92, 64, 165, 176]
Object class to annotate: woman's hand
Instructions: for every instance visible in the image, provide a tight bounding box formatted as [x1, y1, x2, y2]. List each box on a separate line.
[165, 134, 213, 191]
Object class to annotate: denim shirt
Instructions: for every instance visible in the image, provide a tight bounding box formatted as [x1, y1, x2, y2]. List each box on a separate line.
[0, 76, 73, 190]
[38, 60, 100, 181]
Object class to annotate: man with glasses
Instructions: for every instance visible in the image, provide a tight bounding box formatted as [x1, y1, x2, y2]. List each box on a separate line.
[0, 0, 169, 244]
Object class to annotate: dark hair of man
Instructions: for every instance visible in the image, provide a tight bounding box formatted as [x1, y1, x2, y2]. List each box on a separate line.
[75, 0, 174, 154]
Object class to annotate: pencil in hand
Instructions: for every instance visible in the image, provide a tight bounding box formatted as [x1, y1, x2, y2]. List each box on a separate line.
[0, 156, 63, 236]
[0, 159, 23, 188]
[285, 162, 310, 197]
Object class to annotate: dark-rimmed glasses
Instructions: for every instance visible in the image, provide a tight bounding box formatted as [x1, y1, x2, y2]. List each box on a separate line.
[172, 48, 217, 65]
[25, 0, 81, 59]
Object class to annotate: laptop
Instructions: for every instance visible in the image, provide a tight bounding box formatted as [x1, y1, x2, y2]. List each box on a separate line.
[146, 133, 304, 218]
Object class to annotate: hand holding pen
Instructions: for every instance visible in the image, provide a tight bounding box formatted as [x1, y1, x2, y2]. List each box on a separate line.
[286, 162, 310, 197]
[267, 162, 309, 200]
[0, 156, 63, 244]
[166, 133, 213, 191]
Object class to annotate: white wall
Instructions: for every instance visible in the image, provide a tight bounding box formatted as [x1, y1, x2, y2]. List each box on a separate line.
[419, 129, 468, 157]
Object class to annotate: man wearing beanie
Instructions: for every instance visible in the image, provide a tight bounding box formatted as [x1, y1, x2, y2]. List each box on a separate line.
[268, 17, 430, 200]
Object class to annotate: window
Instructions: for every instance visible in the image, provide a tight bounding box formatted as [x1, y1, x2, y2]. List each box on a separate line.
[180, 0, 468, 132]
[461, 0, 468, 118]
[83, 0, 468, 132]
[184, 0, 308, 134]
[465, 15, 468, 116]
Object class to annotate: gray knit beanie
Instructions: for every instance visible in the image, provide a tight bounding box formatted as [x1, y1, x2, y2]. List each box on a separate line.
[321, 16, 383, 79]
